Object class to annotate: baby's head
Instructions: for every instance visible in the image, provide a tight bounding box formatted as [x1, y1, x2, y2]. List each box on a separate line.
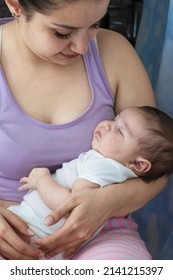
[92, 106, 173, 182]
[130, 106, 173, 182]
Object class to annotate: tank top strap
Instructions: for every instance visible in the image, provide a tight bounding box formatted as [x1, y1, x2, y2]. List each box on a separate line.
[85, 39, 114, 103]
[0, 24, 3, 62]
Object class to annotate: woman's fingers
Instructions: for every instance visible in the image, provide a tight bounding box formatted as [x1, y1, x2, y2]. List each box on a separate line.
[46, 243, 82, 259]
[35, 206, 93, 257]
[35, 210, 85, 255]
[0, 235, 42, 260]
[0, 208, 44, 259]
[36, 188, 110, 259]
[36, 230, 83, 259]
[2, 207, 33, 236]
[63, 247, 77, 259]
[1, 219, 43, 259]
[44, 196, 78, 226]
[34, 221, 75, 249]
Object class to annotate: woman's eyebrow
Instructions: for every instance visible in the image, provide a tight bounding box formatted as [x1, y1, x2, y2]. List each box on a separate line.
[51, 23, 78, 29]
[51, 12, 108, 30]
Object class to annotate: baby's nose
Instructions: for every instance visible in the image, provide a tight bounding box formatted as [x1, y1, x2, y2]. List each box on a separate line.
[105, 123, 111, 132]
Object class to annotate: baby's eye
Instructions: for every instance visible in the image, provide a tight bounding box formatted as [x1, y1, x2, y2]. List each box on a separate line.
[118, 128, 123, 136]
[115, 125, 123, 137]
[55, 32, 71, 40]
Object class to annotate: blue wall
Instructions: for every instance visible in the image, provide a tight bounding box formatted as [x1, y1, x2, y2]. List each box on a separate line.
[133, 0, 173, 259]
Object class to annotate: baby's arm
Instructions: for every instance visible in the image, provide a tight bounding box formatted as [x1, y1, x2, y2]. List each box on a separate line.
[19, 169, 99, 210]
[72, 178, 100, 192]
[19, 168, 71, 210]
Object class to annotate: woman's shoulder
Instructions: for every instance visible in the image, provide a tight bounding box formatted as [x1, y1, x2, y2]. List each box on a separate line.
[96, 28, 154, 111]
[97, 28, 132, 50]
[97, 28, 138, 66]
[96, 28, 138, 97]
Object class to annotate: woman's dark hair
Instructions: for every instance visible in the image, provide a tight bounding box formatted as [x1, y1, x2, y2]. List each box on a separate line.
[18, 0, 81, 18]
[17, 0, 104, 20]
[136, 106, 173, 183]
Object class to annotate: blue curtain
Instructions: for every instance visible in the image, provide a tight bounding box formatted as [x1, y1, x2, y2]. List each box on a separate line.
[133, 0, 173, 259]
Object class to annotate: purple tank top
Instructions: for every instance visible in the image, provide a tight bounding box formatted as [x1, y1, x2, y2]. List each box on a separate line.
[0, 18, 115, 202]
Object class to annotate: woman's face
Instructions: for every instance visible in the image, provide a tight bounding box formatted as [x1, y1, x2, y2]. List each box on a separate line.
[17, 0, 109, 65]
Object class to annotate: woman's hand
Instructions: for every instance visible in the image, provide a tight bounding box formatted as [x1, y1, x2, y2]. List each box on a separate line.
[33, 176, 167, 259]
[35, 188, 112, 259]
[0, 206, 44, 259]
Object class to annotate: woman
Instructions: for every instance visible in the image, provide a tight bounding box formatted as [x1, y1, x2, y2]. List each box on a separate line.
[0, 0, 166, 259]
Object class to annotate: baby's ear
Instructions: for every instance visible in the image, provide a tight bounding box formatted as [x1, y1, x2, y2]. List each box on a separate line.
[129, 157, 151, 174]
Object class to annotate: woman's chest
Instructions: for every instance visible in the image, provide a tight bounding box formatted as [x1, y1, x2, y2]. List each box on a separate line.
[4, 61, 92, 124]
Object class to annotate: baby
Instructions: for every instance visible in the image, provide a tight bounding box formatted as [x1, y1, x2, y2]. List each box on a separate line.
[8, 106, 173, 241]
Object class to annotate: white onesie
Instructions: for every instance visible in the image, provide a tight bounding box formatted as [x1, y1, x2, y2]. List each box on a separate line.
[9, 150, 137, 237]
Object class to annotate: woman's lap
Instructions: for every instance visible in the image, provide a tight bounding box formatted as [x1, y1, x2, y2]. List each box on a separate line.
[70, 217, 151, 260]
[0, 217, 151, 260]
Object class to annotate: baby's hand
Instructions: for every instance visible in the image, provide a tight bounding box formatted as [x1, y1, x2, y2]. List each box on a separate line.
[18, 168, 50, 191]
[18, 176, 36, 191]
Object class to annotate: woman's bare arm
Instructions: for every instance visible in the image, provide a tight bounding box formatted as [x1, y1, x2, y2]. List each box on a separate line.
[101, 176, 167, 217]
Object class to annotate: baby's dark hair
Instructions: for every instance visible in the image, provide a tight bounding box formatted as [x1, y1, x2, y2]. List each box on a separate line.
[136, 106, 173, 183]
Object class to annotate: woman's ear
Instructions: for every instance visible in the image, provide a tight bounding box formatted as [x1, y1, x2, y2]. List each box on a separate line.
[129, 157, 151, 174]
[5, 0, 22, 16]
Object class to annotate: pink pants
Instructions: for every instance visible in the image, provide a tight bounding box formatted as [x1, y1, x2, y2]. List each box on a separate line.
[0, 216, 151, 260]
[70, 217, 151, 260]
[51, 216, 151, 260]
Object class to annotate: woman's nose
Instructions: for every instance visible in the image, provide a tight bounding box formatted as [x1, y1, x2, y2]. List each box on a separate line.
[70, 30, 89, 54]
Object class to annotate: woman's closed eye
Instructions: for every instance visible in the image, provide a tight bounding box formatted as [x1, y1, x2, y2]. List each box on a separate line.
[55, 21, 100, 40]
[55, 32, 71, 40]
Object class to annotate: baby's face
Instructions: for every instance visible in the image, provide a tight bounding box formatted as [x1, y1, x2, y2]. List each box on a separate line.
[91, 108, 146, 165]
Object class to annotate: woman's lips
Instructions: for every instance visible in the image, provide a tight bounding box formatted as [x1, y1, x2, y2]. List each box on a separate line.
[60, 52, 79, 59]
